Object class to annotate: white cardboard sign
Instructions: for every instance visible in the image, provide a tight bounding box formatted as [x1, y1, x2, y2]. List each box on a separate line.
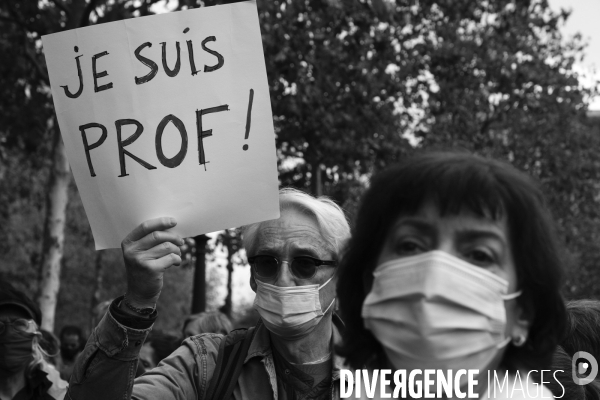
[42, 1, 279, 250]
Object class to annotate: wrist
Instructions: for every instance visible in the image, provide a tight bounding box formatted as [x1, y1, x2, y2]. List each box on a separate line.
[111, 297, 156, 328]
[125, 290, 159, 307]
[121, 292, 158, 317]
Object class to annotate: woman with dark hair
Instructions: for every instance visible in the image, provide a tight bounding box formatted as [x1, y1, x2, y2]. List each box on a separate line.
[336, 152, 567, 398]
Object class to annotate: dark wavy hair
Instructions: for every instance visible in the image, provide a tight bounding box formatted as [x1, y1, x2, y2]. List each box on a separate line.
[561, 299, 600, 361]
[548, 346, 600, 400]
[336, 151, 567, 370]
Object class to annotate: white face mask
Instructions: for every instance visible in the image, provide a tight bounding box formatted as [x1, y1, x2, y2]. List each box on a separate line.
[361, 250, 521, 372]
[254, 276, 335, 340]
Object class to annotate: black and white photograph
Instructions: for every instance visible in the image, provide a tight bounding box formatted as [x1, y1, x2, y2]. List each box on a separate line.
[1, 0, 599, 399]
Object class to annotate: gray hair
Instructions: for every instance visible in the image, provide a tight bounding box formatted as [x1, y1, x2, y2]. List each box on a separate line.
[241, 188, 350, 257]
[26, 322, 49, 377]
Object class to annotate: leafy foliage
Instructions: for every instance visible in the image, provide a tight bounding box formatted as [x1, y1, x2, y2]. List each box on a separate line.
[258, 0, 414, 193]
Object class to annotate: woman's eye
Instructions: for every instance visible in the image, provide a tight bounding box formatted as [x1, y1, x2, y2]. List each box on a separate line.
[396, 240, 424, 255]
[467, 249, 495, 266]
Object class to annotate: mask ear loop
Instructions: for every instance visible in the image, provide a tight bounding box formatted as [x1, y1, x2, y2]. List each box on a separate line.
[318, 275, 335, 290]
[497, 290, 524, 349]
[496, 335, 512, 349]
[501, 290, 522, 301]
[322, 297, 336, 315]
[318, 275, 336, 316]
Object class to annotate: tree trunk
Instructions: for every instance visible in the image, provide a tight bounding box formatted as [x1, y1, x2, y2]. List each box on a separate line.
[191, 234, 211, 313]
[218, 229, 240, 317]
[35, 0, 86, 334]
[316, 164, 323, 196]
[37, 124, 71, 332]
[311, 160, 323, 196]
[89, 250, 104, 330]
[221, 250, 234, 317]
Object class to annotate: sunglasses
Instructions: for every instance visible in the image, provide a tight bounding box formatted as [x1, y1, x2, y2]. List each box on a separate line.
[248, 255, 337, 280]
[0, 318, 37, 335]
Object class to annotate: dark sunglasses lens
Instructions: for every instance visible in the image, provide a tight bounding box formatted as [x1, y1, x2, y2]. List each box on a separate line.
[253, 256, 279, 278]
[291, 257, 318, 279]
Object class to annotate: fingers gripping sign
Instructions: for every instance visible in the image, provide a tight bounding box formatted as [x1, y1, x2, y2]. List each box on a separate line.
[121, 217, 185, 309]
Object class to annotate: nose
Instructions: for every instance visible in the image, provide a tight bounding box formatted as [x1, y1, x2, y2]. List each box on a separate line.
[274, 260, 296, 287]
[437, 239, 461, 260]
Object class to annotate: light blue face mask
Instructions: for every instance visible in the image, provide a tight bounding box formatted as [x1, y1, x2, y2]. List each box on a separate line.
[362, 250, 522, 373]
[253, 276, 335, 340]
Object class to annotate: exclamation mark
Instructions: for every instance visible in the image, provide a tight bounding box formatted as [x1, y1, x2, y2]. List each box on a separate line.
[243, 89, 254, 151]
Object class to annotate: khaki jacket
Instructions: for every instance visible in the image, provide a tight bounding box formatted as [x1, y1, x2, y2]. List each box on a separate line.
[67, 304, 343, 399]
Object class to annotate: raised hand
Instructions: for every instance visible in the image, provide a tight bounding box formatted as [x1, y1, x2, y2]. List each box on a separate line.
[121, 217, 184, 310]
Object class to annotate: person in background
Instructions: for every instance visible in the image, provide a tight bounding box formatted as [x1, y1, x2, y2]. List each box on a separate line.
[549, 299, 600, 400]
[0, 281, 68, 400]
[181, 311, 233, 337]
[561, 299, 600, 362]
[138, 342, 156, 372]
[56, 325, 83, 381]
[138, 331, 182, 371]
[68, 188, 350, 399]
[336, 152, 567, 399]
[547, 346, 600, 400]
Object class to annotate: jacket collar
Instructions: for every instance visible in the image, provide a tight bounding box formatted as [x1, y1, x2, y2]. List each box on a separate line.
[244, 318, 271, 362]
[244, 312, 345, 378]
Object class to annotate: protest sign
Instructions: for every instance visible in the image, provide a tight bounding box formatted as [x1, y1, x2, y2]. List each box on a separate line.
[42, 1, 279, 250]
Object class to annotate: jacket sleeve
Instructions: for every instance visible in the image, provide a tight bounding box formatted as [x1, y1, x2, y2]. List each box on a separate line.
[67, 297, 154, 400]
[132, 333, 223, 400]
[67, 296, 223, 400]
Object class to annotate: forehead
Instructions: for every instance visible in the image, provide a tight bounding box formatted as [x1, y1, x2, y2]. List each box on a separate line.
[396, 201, 508, 237]
[0, 306, 30, 320]
[253, 208, 327, 253]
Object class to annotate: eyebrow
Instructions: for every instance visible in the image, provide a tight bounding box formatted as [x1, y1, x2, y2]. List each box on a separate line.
[392, 218, 507, 246]
[251, 247, 278, 257]
[456, 229, 507, 246]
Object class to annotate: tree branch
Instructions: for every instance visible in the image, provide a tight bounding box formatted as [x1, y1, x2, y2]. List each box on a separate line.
[79, 0, 99, 27]
[5, 3, 45, 36]
[23, 42, 50, 86]
[0, 14, 39, 38]
[0, 12, 48, 85]
[49, 0, 71, 18]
